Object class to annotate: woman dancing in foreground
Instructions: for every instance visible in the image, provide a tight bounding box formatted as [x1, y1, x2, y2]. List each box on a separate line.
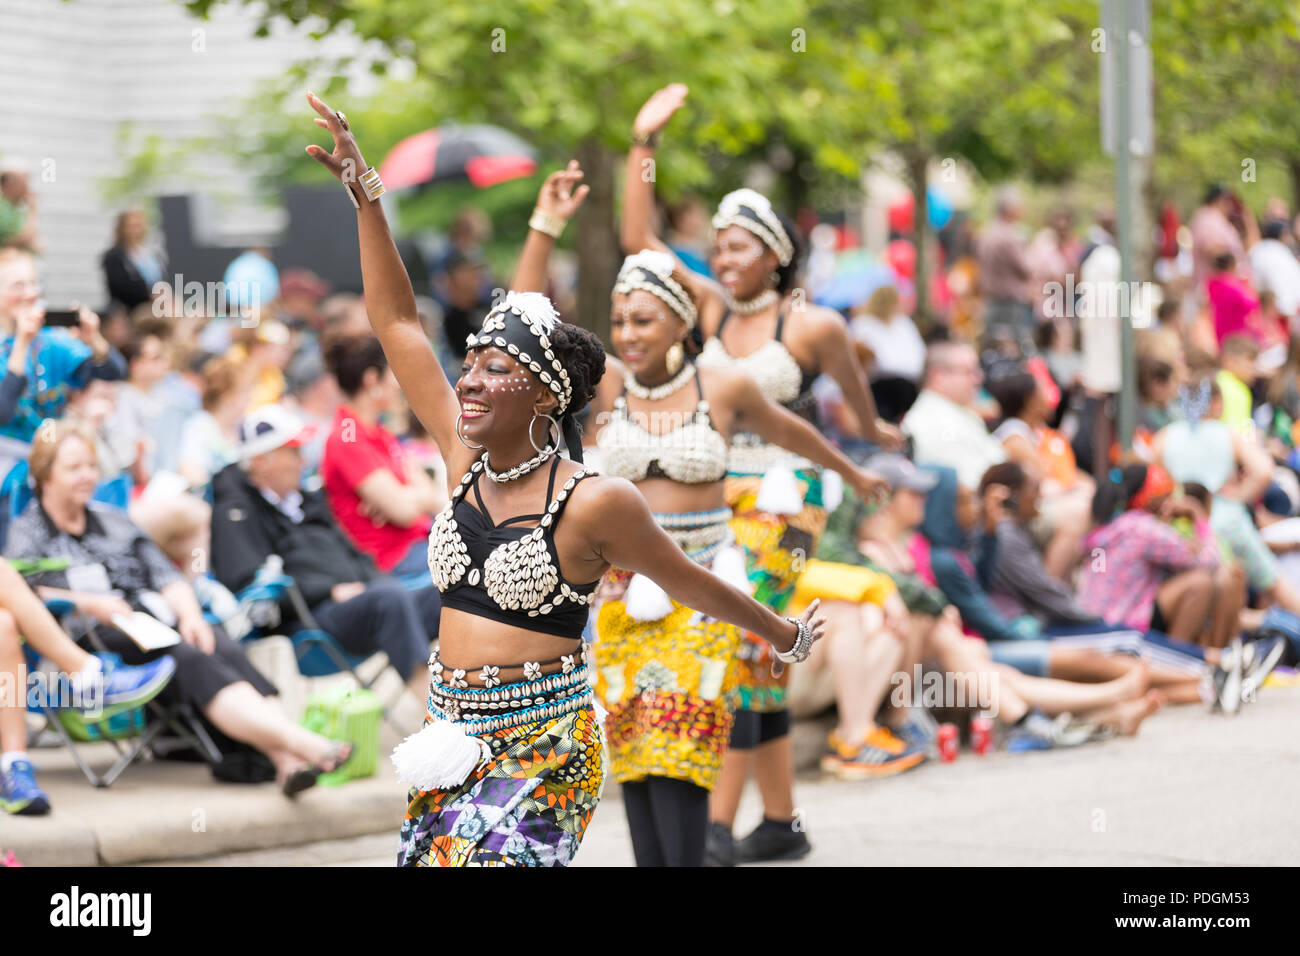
[304, 92, 826, 868]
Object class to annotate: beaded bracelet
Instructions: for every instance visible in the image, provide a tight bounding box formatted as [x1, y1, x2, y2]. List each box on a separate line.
[528, 208, 567, 239]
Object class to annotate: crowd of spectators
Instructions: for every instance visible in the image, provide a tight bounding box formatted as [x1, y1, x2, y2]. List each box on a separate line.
[2, 177, 1298, 818]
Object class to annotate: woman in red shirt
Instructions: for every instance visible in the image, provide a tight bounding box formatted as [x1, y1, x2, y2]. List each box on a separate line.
[320, 334, 447, 575]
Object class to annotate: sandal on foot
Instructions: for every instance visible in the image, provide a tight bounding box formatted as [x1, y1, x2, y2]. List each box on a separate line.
[280, 742, 354, 799]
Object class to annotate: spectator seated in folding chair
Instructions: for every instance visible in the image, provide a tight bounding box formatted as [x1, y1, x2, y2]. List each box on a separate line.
[130, 489, 406, 734]
[210, 405, 440, 722]
[4, 421, 352, 798]
[0, 557, 176, 809]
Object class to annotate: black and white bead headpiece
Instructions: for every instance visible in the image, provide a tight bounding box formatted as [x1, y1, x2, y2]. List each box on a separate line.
[466, 291, 572, 412]
[613, 250, 698, 328]
[465, 291, 585, 463]
[712, 188, 794, 267]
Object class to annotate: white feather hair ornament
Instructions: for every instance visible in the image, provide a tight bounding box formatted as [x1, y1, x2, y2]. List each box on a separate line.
[502, 290, 560, 333]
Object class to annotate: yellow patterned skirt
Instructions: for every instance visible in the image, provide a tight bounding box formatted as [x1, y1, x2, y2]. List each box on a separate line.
[594, 511, 743, 792]
[725, 468, 829, 713]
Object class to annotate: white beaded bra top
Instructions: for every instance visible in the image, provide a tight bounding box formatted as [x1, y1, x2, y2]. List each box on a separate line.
[696, 308, 818, 417]
[597, 369, 728, 485]
[427, 456, 599, 640]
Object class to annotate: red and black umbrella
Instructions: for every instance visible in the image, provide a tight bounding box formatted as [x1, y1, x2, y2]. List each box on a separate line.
[378, 125, 539, 191]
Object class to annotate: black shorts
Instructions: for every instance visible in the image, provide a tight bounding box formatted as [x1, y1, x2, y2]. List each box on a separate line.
[729, 708, 790, 750]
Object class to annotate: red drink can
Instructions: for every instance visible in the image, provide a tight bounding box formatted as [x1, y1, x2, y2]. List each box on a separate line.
[936, 723, 959, 762]
[971, 715, 993, 755]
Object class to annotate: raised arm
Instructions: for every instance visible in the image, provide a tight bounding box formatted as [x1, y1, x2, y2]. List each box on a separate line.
[304, 92, 469, 483]
[621, 85, 689, 258]
[511, 161, 590, 293]
[622, 85, 731, 333]
[576, 476, 825, 668]
[721, 368, 886, 502]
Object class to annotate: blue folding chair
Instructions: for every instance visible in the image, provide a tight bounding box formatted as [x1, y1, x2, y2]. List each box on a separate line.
[19, 605, 221, 788]
[11, 558, 220, 788]
[7, 463, 133, 522]
[232, 562, 407, 732]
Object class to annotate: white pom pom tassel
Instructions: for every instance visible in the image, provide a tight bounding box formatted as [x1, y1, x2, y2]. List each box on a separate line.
[712, 545, 754, 595]
[821, 469, 843, 513]
[391, 719, 493, 791]
[623, 573, 675, 622]
[755, 463, 804, 515]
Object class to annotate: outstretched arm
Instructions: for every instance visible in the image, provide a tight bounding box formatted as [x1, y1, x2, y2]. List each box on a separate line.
[810, 308, 901, 450]
[724, 370, 887, 502]
[511, 161, 590, 293]
[304, 92, 470, 485]
[576, 477, 825, 667]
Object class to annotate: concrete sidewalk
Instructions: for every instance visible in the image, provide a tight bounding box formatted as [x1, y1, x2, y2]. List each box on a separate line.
[4, 684, 1299, 866]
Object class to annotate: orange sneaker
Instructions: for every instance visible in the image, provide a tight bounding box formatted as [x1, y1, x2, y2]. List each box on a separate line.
[820, 726, 927, 780]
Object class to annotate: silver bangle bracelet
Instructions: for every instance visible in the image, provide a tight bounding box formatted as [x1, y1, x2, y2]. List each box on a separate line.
[774, 616, 813, 663]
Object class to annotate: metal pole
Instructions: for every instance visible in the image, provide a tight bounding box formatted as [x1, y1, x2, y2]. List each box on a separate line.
[1116, 3, 1136, 449]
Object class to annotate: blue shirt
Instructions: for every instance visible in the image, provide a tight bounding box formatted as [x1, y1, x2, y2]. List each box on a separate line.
[0, 328, 95, 443]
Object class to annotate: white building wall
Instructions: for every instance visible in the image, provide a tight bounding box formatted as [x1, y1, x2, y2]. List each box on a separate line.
[0, 0, 379, 306]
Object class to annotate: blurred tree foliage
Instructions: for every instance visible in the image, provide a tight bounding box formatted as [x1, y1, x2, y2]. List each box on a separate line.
[181, 0, 1300, 330]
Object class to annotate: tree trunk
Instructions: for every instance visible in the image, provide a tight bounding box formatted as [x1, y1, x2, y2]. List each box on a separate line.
[1289, 156, 1300, 217]
[905, 150, 930, 329]
[574, 139, 619, 345]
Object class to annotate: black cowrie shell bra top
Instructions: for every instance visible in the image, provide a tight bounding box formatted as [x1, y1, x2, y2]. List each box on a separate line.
[427, 456, 599, 640]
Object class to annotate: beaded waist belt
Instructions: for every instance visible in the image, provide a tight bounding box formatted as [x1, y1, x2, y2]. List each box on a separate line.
[653, 507, 734, 563]
[427, 663, 593, 735]
[726, 432, 812, 475]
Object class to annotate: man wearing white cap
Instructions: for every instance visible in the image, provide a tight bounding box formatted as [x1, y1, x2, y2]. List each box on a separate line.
[209, 404, 440, 708]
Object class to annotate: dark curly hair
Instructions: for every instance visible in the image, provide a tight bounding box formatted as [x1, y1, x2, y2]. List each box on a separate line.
[772, 209, 806, 296]
[549, 322, 606, 417]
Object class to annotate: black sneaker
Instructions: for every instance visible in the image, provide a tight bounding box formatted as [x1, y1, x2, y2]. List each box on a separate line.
[734, 818, 811, 864]
[704, 822, 735, 867]
[1241, 635, 1287, 703]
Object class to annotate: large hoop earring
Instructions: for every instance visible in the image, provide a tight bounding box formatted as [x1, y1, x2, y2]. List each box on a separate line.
[529, 412, 561, 455]
[665, 342, 684, 376]
[456, 413, 484, 450]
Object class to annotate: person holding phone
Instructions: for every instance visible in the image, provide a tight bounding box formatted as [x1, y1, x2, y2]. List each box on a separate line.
[0, 249, 126, 546]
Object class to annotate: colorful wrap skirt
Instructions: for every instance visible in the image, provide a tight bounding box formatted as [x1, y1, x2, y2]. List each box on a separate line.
[397, 647, 605, 868]
[725, 465, 829, 713]
[594, 508, 743, 791]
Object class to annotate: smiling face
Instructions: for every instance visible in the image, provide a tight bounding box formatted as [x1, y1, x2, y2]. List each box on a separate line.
[456, 346, 555, 448]
[712, 225, 778, 300]
[610, 289, 686, 380]
[44, 435, 101, 511]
